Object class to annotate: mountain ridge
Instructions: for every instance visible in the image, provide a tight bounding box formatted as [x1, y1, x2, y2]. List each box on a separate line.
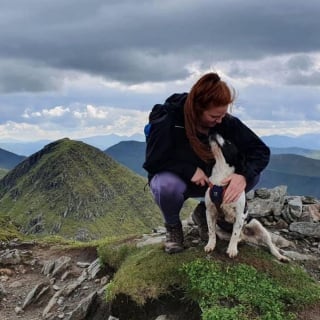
[105, 141, 320, 198]
[1, 132, 319, 156]
[0, 138, 165, 240]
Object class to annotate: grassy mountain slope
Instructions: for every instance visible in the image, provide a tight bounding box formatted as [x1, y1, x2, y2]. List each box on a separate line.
[0, 168, 8, 179]
[0, 147, 26, 169]
[0, 138, 165, 240]
[266, 154, 320, 177]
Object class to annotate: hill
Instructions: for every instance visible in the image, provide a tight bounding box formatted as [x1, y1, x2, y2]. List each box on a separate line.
[0, 138, 165, 240]
[266, 154, 320, 178]
[257, 154, 320, 197]
[105, 140, 147, 177]
[0, 147, 26, 169]
[261, 133, 320, 150]
[271, 147, 320, 160]
[105, 141, 320, 198]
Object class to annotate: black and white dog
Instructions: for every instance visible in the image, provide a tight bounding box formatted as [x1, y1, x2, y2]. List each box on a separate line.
[204, 134, 290, 262]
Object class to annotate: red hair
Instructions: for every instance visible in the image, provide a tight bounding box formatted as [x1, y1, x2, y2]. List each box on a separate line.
[184, 73, 235, 161]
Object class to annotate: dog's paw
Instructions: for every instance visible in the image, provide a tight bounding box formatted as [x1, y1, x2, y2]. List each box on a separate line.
[280, 256, 290, 263]
[204, 240, 216, 253]
[226, 246, 238, 258]
[278, 253, 291, 263]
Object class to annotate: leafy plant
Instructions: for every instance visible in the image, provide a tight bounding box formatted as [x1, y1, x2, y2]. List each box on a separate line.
[181, 258, 320, 320]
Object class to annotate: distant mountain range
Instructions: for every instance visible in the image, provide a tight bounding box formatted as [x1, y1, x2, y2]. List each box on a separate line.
[105, 141, 320, 198]
[0, 133, 319, 156]
[261, 133, 320, 150]
[0, 135, 320, 202]
[257, 154, 320, 197]
[0, 134, 146, 156]
[0, 148, 26, 169]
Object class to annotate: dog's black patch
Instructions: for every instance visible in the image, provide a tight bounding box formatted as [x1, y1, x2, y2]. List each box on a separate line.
[209, 133, 245, 171]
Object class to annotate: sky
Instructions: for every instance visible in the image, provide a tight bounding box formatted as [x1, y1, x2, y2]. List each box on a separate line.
[0, 0, 320, 142]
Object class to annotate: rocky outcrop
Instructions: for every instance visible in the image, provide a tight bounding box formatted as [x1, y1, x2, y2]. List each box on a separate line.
[138, 186, 320, 260]
[0, 243, 113, 320]
[246, 186, 320, 242]
[0, 186, 319, 320]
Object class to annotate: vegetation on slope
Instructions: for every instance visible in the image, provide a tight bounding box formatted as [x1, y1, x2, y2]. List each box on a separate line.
[0, 168, 8, 179]
[0, 138, 170, 239]
[99, 240, 320, 320]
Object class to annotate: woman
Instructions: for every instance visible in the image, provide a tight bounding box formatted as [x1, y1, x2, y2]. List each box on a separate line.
[143, 72, 270, 254]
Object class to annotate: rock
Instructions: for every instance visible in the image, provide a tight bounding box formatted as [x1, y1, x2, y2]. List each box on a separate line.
[307, 203, 320, 222]
[42, 260, 56, 276]
[14, 306, 23, 314]
[77, 261, 90, 268]
[65, 291, 97, 320]
[248, 186, 287, 217]
[51, 256, 72, 277]
[43, 289, 63, 318]
[22, 281, 50, 309]
[62, 270, 87, 296]
[137, 235, 165, 247]
[87, 258, 102, 279]
[286, 196, 303, 220]
[0, 283, 7, 296]
[301, 196, 319, 204]
[9, 280, 23, 288]
[255, 188, 271, 199]
[155, 316, 176, 320]
[289, 222, 320, 238]
[282, 250, 319, 261]
[0, 249, 21, 265]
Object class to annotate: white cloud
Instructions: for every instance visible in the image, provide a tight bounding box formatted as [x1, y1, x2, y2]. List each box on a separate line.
[0, 1, 320, 142]
[245, 120, 320, 136]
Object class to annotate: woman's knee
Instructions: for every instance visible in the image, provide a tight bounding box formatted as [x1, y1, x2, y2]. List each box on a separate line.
[150, 172, 186, 197]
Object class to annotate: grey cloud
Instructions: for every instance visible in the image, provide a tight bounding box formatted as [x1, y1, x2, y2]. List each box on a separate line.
[238, 85, 320, 121]
[1, 0, 320, 92]
[0, 60, 62, 93]
[285, 71, 320, 86]
[286, 55, 314, 71]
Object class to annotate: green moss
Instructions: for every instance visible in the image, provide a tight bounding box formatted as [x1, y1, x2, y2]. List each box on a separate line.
[98, 241, 320, 320]
[0, 215, 24, 241]
[101, 244, 204, 305]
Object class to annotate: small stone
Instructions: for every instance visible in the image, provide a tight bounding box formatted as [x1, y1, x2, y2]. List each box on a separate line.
[77, 261, 90, 268]
[15, 306, 23, 314]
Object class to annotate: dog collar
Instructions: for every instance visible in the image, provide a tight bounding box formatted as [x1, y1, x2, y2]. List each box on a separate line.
[208, 182, 226, 207]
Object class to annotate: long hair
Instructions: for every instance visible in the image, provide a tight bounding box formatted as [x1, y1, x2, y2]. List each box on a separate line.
[184, 73, 235, 161]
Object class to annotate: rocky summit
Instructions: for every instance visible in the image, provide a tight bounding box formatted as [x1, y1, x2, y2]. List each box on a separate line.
[0, 185, 319, 320]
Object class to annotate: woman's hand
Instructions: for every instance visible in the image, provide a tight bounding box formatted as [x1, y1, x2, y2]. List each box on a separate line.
[222, 173, 246, 203]
[191, 167, 209, 187]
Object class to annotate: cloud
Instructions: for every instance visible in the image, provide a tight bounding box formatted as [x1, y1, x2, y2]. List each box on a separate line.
[0, 1, 319, 141]
[1, 0, 320, 91]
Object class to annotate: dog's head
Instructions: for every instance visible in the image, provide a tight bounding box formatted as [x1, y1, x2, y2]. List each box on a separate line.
[209, 133, 243, 169]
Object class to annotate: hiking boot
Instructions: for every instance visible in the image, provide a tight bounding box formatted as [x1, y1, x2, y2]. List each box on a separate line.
[191, 201, 209, 242]
[165, 223, 184, 254]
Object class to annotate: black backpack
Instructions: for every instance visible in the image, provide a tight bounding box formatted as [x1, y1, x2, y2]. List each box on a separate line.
[143, 93, 187, 175]
[144, 93, 187, 141]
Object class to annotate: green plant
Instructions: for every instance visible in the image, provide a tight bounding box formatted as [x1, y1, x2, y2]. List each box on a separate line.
[181, 258, 319, 320]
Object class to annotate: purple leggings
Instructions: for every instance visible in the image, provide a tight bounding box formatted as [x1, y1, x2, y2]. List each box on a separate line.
[149, 171, 260, 226]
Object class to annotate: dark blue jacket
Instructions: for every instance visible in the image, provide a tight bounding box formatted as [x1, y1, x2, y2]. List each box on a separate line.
[143, 93, 270, 184]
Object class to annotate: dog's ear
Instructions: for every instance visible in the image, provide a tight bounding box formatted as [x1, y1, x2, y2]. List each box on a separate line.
[221, 140, 237, 162]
